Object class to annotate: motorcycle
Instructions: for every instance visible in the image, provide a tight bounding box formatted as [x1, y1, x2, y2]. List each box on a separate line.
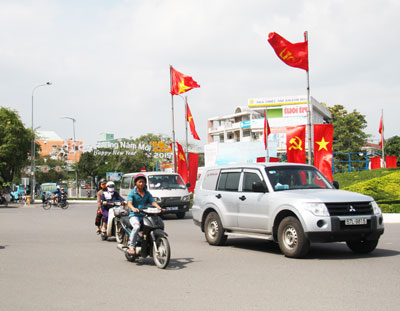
[43, 195, 69, 210]
[100, 201, 124, 242]
[0, 193, 8, 206]
[116, 206, 171, 269]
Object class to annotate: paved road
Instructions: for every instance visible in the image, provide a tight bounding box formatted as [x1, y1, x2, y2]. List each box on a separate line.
[1, 203, 399, 311]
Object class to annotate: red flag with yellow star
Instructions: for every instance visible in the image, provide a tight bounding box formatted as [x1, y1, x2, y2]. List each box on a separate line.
[186, 104, 200, 140]
[267, 32, 309, 71]
[176, 142, 188, 183]
[314, 124, 333, 181]
[286, 125, 306, 163]
[170, 66, 200, 95]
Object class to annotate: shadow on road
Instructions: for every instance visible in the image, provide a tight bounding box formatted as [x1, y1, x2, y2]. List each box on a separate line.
[0, 245, 7, 250]
[166, 257, 195, 270]
[222, 237, 400, 260]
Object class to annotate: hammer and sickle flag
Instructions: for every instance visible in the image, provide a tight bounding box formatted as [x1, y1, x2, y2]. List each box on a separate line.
[170, 66, 200, 95]
[267, 32, 309, 71]
[286, 125, 306, 164]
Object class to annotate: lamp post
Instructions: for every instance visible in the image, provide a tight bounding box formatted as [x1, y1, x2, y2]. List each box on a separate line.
[61, 116, 79, 198]
[31, 82, 52, 202]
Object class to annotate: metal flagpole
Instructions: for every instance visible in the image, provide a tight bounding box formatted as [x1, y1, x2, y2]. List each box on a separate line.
[381, 109, 385, 168]
[170, 66, 177, 173]
[305, 31, 313, 165]
[171, 94, 176, 173]
[185, 96, 189, 160]
[265, 109, 269, 162]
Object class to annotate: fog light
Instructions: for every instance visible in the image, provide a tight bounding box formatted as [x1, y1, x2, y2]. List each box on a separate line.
[317, 220, 326, 228]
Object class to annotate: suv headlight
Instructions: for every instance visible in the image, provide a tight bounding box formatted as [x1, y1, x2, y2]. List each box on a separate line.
[181, 195, 190, 201]
[303, 202, 329, 217]
[153, 197, 162, 203]
[371, 201, 382, 215]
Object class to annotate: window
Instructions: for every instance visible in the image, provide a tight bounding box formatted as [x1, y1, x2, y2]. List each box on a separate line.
[217, 172, 241, 192]
[265, 166, 332, 191]
[202, 169, 220, 190]
[242, 172, 263, 192]
[121, 176, 132, 189]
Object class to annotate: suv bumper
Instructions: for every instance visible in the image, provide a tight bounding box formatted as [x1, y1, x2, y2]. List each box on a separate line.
[306, 215, 384, 242]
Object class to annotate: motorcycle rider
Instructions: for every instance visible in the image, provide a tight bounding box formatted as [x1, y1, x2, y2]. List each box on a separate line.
[95, 179, 107, 234]
[53, 186, 61, 205]
[100, 181, 125, 234]
[126, 173, 162, 255]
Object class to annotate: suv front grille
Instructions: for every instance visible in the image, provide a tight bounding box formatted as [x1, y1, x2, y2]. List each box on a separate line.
[162, 197, 181, 203]
[325, 202, 373, 216]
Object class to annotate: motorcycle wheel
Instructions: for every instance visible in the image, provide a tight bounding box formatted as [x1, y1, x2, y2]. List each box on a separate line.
[60, 201, 69, 209]
[115, 220, 124, 243]
[43, 202, 51, 210]
[153, 236, 171, 269]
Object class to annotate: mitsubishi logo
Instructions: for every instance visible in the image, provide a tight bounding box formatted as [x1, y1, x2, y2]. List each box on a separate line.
[349, 205, 356, 212]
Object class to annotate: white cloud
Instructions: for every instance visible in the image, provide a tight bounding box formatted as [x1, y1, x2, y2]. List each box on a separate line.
[0, 0, 399, 147]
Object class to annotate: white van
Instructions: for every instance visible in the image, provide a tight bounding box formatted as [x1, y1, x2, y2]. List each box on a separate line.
[120, 172, 191, 219]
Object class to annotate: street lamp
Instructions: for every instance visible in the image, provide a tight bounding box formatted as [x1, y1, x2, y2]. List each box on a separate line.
[31, 82, 52, 202]
[61, 116, 79, 198]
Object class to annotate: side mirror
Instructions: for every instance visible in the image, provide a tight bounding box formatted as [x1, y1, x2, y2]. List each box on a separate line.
[252, 181, 267, 193]
[186, 183, 191, 188]
[332, 180, 339, 189]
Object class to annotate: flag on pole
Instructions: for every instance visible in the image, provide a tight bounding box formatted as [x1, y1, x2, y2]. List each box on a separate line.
[267, 32, 309, 71]
[314, 124, 333, 182]
[286, 125, 306, 164]
[264, 109, 271, 150]
[176, 142, 188, 183]
[379, 114, 384, 149]
[186, 104, 200, 140]
[170, 66, 200, 95]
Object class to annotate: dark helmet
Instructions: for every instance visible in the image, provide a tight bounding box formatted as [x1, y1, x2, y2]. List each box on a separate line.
[134, 173, 146, 184]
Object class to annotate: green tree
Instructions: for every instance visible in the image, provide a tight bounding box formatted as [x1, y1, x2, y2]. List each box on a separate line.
[76, 151, 104, 186]
[384, 136, 400, 165]
[35, 156, 69, 185]
[327, 105, 369, 171]
[0, 107, 32, 187]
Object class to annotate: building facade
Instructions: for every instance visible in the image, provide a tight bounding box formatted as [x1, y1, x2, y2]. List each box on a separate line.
[205, 95, 331, 166]
[36, 131, 83, 163]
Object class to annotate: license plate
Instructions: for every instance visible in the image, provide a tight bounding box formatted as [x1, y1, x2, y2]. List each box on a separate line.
[166, 206, 179, 211]
[345, 218, 367, 225]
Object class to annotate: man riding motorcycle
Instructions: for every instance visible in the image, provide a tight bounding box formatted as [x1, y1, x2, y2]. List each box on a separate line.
[95, 179, 107, 234]
[126, 173, 162, 255]
[100, 181, 125, 234]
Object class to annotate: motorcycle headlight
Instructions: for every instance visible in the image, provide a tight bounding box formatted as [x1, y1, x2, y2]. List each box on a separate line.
[182, 195, 190, 201]
[371, 201, 382, 215]
[153, 197, 162, 203]
[303, 202, 329, 217]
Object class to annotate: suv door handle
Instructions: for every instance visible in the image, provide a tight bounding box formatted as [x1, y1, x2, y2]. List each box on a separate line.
[216, 194, 222, 199]
[239, 195, 246, 201]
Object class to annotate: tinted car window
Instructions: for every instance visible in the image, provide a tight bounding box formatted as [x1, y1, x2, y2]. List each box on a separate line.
[121, 176, 132, 189]
[242, 172, 263, 192]
[217, 172, 241, 192]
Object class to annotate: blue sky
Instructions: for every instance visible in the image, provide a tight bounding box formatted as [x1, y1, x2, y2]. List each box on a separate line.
[1, 0, 399, 148]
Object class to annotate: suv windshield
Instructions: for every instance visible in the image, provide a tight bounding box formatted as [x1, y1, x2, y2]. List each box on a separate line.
[148, 175, 186, 190]
[265, 166, 333, 191]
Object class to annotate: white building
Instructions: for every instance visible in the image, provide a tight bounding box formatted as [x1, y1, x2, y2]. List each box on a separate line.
[205, 95, 332, 166]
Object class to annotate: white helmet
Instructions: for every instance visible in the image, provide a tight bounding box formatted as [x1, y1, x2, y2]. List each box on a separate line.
[106, 181, 115, 187]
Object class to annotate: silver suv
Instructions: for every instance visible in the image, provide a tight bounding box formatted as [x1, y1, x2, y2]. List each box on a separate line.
[192, 163, 384, 258]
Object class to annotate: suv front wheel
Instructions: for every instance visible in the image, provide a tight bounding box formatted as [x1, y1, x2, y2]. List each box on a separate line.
[278, 216, 310, 258]
[204, 212, 227, 246]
